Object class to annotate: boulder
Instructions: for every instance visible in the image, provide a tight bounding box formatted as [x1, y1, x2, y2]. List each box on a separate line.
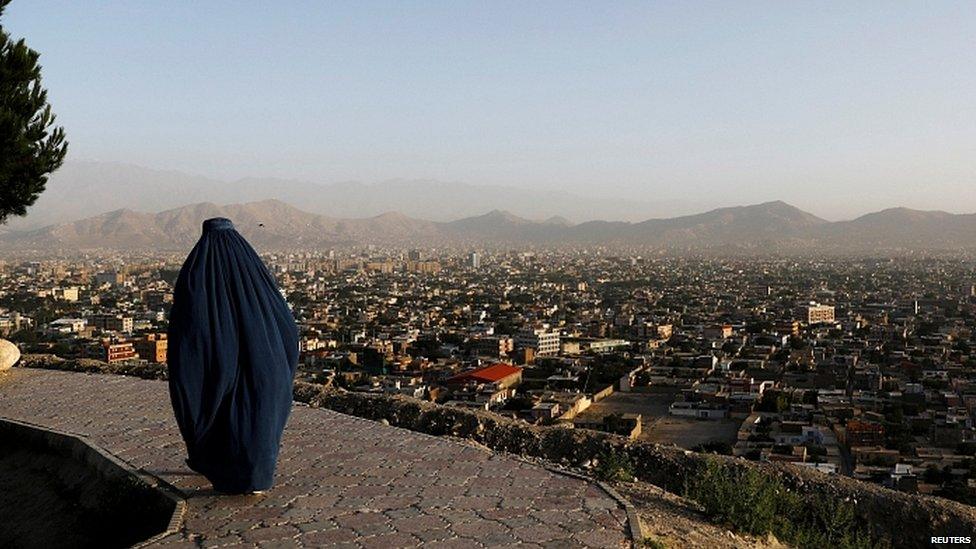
[0, 339, 21, 371]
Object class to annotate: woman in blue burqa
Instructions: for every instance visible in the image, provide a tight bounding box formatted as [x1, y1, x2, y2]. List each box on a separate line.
[167, 218, 298, 494]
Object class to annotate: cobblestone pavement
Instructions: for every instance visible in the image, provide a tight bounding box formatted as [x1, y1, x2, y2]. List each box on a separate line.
[0, 369, 632, 548]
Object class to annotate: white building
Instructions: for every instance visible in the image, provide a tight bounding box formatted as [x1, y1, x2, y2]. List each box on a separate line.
[516, 324, 561, 356]
[54, 287, 80, 302]
[48, 318, 87, 334]
[799, 302, 835, 325]
[669, 401, 729, 419]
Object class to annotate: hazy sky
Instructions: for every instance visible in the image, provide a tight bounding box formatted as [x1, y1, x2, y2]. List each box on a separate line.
[6, 1, 975, 220]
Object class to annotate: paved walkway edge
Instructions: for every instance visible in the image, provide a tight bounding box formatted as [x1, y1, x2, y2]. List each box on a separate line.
[0, 415, 187, 546]
[537, 464, 646, 543]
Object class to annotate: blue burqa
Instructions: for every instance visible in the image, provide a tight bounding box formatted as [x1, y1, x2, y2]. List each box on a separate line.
[167, 218, 298, 493]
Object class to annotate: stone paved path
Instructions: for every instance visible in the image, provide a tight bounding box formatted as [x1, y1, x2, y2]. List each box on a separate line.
[0, 369, 632, 548]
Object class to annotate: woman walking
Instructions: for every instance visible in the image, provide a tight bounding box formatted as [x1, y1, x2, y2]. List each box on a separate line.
[167, 218, 298, 494]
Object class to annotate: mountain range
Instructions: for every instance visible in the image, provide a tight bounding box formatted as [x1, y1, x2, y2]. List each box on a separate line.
[4, 161, 705, 231]
[3, 198, 975, 253]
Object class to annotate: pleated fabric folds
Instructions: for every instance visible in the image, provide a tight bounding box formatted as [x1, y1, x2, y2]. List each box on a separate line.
[167, 217, 298, 493]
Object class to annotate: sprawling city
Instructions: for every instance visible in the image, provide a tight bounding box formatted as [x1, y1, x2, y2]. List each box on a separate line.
[4, 248, 976, 510]
[4, 2, 976, 548]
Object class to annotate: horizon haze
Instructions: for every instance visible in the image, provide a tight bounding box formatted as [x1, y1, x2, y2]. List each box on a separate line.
[5, 183, 976, 254]
[5, 160, 976, 236]
[4, 2, 976, 222]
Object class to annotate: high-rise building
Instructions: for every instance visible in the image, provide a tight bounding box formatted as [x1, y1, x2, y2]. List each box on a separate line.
[798, 302, 835, 325]
[94, 270, 126, 287]
[406, 260, 441, 274]
[467, 252, 481, 269]
[516, 324, 560, 356]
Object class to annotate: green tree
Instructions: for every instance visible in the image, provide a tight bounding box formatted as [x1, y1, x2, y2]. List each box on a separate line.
[0, 0, 68, 224]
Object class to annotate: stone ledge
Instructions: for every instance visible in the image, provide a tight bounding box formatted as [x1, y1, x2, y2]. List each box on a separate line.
[18, 353, 168, 379]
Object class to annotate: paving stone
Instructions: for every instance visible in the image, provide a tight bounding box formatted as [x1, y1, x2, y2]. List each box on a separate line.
[239, 524, 299, 543]
[410, 526, 455, 543]
[298, 527, 359, 545]
[392, 514, 450, 533]
[359, 531, 421, 548]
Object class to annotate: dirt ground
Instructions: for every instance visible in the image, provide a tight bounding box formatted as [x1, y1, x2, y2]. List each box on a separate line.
[641, 416, 741, 449]
[578, 387, 742, 450]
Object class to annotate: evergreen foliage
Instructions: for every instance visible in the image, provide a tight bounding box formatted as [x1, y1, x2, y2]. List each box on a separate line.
[0, 0, 68, 223]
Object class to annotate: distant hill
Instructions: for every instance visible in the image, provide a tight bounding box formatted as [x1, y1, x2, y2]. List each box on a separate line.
[441, 209, 573, 242]
[1, 200, 444, 250]
[4, 161, 687, 230]
[806, 208, 976, 250]
[563, 201, 829, 247]
[3, 198, 975, 253]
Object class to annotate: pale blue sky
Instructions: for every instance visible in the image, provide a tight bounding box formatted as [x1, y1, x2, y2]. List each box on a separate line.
[6, 1, 975, 219]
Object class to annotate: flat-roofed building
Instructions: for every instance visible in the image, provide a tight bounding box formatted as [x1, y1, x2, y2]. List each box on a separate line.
[799, 302, 835, 325]
[104, 341, 138, 364]
[472, 335, 514, 358]
[54, 287, 80, 302]
[48, 317, 86, 334]
[134, 333, 168, 363]
[94, 270, 126, 287]
[634, 322, 672, 340]
[703, 324, 733, 339]
[516, 325, 560, 356]
[1, 312, 32, 336]
[406, 260, 442, 274]
[88, 313, 134, 334]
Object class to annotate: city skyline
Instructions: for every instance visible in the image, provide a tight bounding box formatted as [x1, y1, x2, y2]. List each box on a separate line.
[5, 2, 976, 220]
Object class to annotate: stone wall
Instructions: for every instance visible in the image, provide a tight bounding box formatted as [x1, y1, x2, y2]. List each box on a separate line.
[18, 354, 168, 379]
[592, 384, 615, 402]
